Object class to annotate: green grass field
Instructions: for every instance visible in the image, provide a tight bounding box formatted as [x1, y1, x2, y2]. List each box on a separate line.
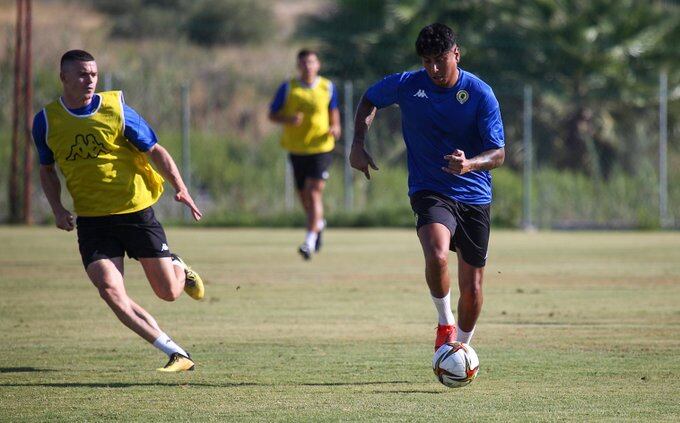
[1, 227, 679, 421]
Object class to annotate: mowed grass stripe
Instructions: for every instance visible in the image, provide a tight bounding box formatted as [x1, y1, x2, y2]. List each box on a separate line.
[1, 227, 679, 421]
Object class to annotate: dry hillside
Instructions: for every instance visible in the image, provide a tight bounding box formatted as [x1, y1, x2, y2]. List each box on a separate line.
[0, 0, 333, 137]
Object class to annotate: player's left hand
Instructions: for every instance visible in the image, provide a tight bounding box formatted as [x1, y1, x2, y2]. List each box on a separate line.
[328, 124, 342, 140]
[175, 189, 203, 221]
[442, 149, 472, 175]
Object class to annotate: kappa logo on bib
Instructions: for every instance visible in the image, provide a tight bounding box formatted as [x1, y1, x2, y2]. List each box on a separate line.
[456, 90, 469, 104]
[66, 133, 110, 161]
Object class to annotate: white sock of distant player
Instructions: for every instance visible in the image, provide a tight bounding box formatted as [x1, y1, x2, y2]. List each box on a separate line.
[456, 326, 475, 344]
[431, 291, 455, 325]
[317, 219, 326, 231]
[152, 332, 188, 357]
[304, 231, 318, 250]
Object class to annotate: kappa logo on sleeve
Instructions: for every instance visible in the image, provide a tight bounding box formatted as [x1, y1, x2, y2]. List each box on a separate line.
[66, 134, 110, 161]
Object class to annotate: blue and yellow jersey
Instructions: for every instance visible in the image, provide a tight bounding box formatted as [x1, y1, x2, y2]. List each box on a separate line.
[32, 91, 164, 216]
[270, 77, 339, 155]
[366, 69, 505, 205]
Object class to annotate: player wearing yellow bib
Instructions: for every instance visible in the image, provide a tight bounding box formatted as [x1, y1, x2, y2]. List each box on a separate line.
[32, 50, 204, 372]
[269, 49, 341, 260]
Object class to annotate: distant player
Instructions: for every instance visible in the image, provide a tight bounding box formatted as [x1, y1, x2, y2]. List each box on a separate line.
[350, 24, 505, 350]
[269, 49, 341, 260]
[32, 50, 205, 372]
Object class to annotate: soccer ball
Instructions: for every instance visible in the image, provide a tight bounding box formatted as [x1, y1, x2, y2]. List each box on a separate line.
[432, 342, 479, 388]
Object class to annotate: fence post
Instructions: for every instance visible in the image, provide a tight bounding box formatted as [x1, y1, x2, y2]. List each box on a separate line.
[104, 72, 113, 91]
[9, 0, 24, 223]
[522, 84, 534, 230]
[181, 83, 191, 222]
[659, 70, 669, 228]
[343, 80, 354, 211]
[22, 0, 33, 224]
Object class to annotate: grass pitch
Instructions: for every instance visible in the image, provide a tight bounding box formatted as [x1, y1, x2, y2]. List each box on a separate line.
[1, 227, 679, 421]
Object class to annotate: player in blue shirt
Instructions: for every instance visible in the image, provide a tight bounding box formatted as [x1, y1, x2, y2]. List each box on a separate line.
[350, 23, 505, 351]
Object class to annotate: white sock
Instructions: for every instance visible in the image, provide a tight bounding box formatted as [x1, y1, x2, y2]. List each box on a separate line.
[152, 332, 188, 357]
[431, 291, 456, 325]
[456, 327, 475, 344]
[304, 231, 318, 250]
[317, 219, 326, 231]
[171, 256, 187, 271]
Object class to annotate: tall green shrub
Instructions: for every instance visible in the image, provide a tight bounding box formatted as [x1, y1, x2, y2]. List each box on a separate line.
[185, 0, 275, 46]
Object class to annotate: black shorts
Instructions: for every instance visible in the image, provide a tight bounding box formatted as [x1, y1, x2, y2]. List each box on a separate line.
[410, 190, 491, 268]
[76, 207, 171, 268]
[289, 152, 333, 190]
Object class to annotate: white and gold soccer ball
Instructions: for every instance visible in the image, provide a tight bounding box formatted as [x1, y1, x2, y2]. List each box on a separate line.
[432, 341, 479, 388]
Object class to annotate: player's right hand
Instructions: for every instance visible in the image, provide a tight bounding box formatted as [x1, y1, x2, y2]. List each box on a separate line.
[55, 209, 75, 231]
[350, 144, 379, 180]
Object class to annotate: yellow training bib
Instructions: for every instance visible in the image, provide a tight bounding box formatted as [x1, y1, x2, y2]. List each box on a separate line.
[279, 77, 336, 155]
[44, 91, 164, 216]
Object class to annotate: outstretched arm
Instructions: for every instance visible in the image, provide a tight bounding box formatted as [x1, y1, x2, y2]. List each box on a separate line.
[349, 94, 379, 179]
[147, 144, 202, 221]
[39, 164, 74, 231]
[442, 147, 505, 175]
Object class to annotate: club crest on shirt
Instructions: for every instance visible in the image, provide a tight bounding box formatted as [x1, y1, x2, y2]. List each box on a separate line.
[456, 90, 469, 104]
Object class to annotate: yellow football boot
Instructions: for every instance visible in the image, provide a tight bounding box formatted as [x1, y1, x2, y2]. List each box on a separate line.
[171, 253, 205, 300]
[157, 353, 195, 372]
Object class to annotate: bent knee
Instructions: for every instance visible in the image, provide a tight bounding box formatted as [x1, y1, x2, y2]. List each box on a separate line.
[304, 181, 324, 193]
[98, 285, 123, 302]
[97, 286, 133, 313]
[425, 251, 449, 270]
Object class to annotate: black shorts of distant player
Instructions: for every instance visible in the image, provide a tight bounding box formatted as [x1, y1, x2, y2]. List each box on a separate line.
[288, 151, 333, 190]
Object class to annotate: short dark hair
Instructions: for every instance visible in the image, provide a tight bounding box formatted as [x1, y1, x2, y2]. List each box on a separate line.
[60, 50, 95, 69]
[415, 23, 458, 57]
[297, 49, 318, 61]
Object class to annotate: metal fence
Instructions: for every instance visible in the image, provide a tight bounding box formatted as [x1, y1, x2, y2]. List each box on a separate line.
[1, 68, 677, 229]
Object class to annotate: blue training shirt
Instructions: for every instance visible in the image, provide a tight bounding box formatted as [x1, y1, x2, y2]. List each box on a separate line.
[32, 93, 158, 165]
[365, 68, 505, 205]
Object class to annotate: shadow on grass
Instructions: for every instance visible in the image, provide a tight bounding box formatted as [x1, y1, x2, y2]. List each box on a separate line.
[374, 389, 443, 394]
[0, 380, 415, 389]
[300, 381, 410, 387]
[0, 382, 257, 388]
[0, 367, 56, 373]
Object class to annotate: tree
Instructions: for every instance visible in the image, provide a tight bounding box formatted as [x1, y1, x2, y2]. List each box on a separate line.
[90, 0, 276, 46]
[300, 0, 679, 175]
[185, 0, 274, 46]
